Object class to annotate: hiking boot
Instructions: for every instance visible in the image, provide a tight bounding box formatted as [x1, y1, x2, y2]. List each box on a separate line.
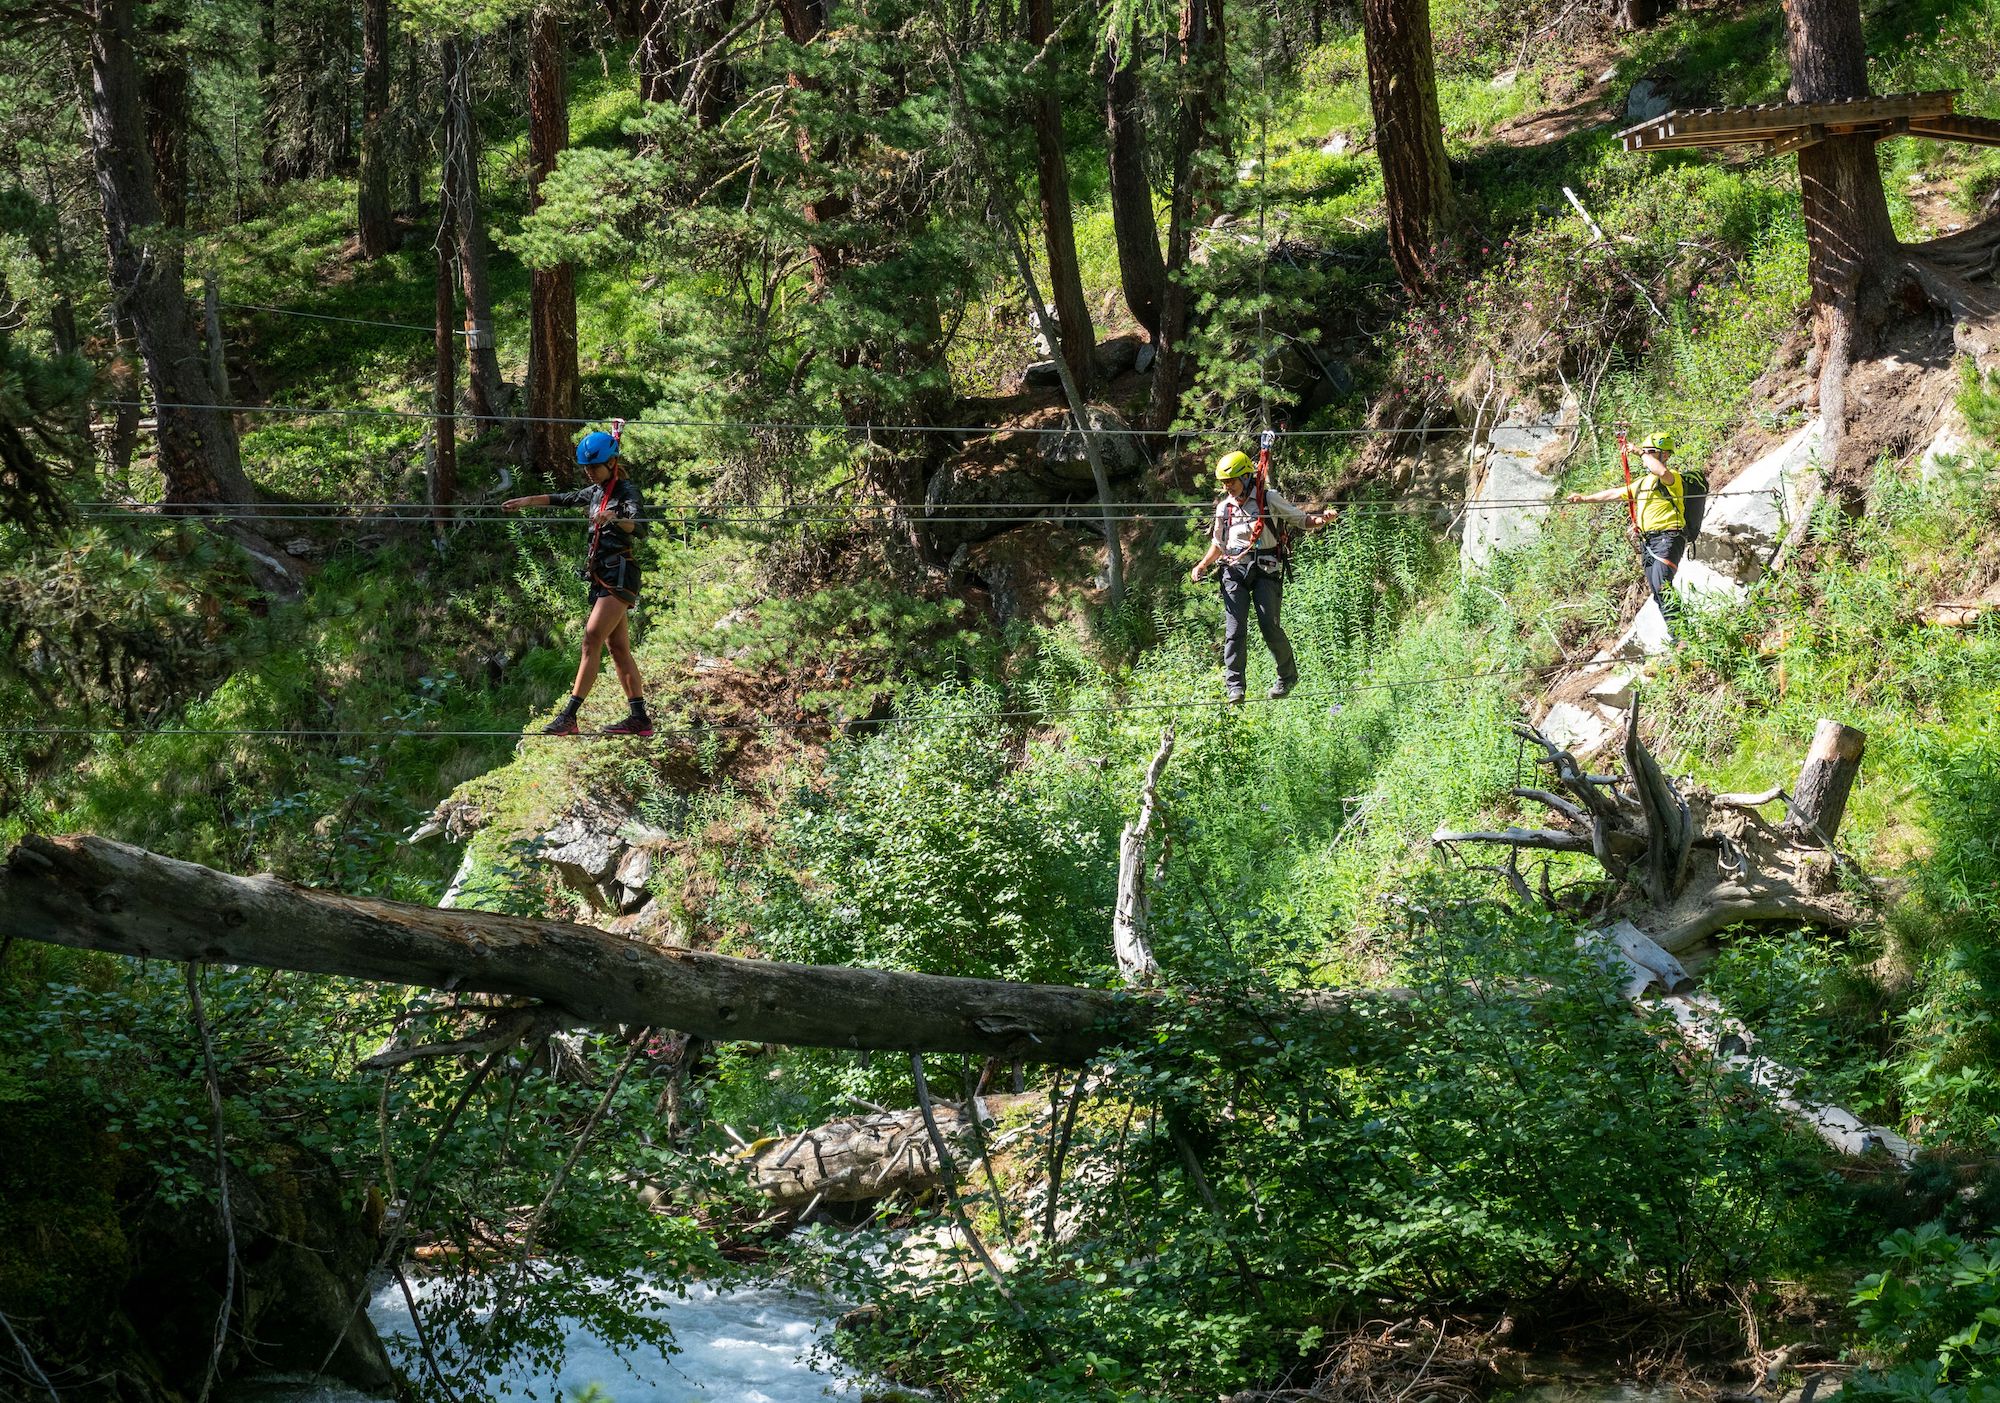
[1268, 677, 1296, 700]
[542, 712, 581, 736]
[603, 715, 654, 738]
[1225, 689, 1247, 706]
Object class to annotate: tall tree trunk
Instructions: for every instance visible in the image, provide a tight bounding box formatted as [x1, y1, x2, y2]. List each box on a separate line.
[1613, 0, 1659, 31]
[528, 8, 580, 482]
[104, 314, 141, 492]
[400, 37, 423, 215]
[636, 0, 672, 105]
[442, 36, 507, 422]
[1027, 0, 1095, 394]
[1361, 0, 1453, 292]
[1148, 0, 1215, 433]
[357, 0, 393, 257]
[259, 0, 280, 185]
[778, 0, 846, 292]
[83, 0, 254, 506]
[686, 0, 738, 127]
[140, 52, 189, 228]
[433, 215, 458, 533]
[1103, 27, 1166, 342]
[1784, 0, 1898, 441]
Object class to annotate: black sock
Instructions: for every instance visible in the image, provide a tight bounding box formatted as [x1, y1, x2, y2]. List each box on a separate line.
[628, 697, 648, 720]
[558, 694, 583, 718]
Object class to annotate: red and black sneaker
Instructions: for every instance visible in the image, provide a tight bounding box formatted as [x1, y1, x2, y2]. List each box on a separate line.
[603, 715, 653, 738]
[542, 712, 581, 736]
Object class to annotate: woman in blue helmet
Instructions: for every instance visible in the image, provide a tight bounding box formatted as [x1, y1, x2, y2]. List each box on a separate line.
[502, 422, 651, 736]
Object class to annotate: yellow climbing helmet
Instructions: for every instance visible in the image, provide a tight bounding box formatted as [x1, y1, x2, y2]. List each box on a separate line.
[1216, 450, 1255, 481]
[1635, 428, 1678, 456]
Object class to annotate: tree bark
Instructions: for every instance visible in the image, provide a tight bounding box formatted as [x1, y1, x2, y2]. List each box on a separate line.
[685, 0, 738, 127]
[1361, 0, 1453, 292]
[1027, 0, 1095, 395]
[83, 0, 255, 506]
[432, 215, 458, 532]
[1148, 0, 1217, 433]
[442, 35, 507, 422]
[1784, 719, 1865, 841]
[0, 835, 1400, 1065]
[1784, 0, 1899, 383]
[1102, 26, 1166, 342]
[528, 8, 580, 482]
[202, 272, 229, 401]
[1112, 729, 1172, 986]
[778, 0, 847, 293]
[1613, 0, 1659, 31]
[357, 0, 393, 258]
[636, 0, 672, 105]
[1431, 705, 1868, 955]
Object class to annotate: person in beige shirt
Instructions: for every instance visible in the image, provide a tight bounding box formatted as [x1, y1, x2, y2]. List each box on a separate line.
[1189, 447, 1330, 702]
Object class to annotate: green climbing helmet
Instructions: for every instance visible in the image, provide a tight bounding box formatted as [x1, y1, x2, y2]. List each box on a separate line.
[1216, 449, 1255, 481]
[1635, 428, 1678, 456]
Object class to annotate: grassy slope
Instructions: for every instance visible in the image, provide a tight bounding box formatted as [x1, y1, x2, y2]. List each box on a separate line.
[15, 0, 2000, 1137]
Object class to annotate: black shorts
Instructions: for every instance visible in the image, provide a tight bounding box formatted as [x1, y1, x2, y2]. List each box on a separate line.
[586, 557, 641, 607]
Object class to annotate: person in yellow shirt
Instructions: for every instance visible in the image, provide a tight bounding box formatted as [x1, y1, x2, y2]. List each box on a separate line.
[1566, 429, 1687, 632]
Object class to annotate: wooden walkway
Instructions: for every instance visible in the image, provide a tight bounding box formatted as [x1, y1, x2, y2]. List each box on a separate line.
[1619, 89, 2000, 156]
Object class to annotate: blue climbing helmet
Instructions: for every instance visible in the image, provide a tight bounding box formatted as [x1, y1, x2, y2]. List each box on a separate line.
[575, 430, 620, 467]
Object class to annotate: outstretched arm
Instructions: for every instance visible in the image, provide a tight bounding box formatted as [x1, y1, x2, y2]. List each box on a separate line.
[1565, 485, 1631, 505]
[501, 494, 552, 511]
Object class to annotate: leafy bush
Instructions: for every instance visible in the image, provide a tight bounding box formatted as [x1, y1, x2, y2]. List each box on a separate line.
[1848, 1224, 2000, 1402]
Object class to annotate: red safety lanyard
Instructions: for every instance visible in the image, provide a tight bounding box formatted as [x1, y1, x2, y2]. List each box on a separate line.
[1618, 431, 1640, 533]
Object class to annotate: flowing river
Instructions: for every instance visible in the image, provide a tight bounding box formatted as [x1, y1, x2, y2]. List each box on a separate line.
[239, 1277, 858, 1403]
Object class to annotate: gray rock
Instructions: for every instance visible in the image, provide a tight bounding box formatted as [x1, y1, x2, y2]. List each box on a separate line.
[1460, 400, 1576, 572]
[1319, 132, 1353, 157]
[1134, 339, 1157, 374]
[1676, 421, 1818, 609]
[614, 847, 654, 913]
[1092, 333, 1144, 379]
[1040, 406, 1146, 483]
[1539, 700, 1622, 758]
[284, 536, 319, 558]
[1023, 358, 1064, 388]
[1624, 75, 1674, 122]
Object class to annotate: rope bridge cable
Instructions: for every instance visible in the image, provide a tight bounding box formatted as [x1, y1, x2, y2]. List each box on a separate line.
[88, 398, 1473, 439]
[0, 661, 1567, 744]
[214, 301, 447, 335]
[62, 487, 1789, 529]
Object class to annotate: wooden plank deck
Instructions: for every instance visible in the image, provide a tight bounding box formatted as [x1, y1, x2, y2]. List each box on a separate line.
[1618, 90, 1960, 151]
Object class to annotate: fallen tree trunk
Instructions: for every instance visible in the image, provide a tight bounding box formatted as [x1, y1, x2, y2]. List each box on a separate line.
[0, 835, 1397, 1065]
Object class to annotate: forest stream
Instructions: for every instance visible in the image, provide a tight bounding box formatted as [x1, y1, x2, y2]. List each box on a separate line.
[234, 1274, 857, 1403]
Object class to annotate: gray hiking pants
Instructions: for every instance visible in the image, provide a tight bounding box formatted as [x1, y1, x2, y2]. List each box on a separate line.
[1220, 559, 1297, 695]
[1641, 529, 1686, 632]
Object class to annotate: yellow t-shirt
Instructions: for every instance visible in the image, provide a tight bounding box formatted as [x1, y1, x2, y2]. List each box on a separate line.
[1623, 470, 1685, 533]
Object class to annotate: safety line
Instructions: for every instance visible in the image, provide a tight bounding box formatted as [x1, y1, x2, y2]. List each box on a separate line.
[217, 301, 444, 335]
[0, 661, 1560, 743]
[89, 398, 1471, 439]
[62, 487, 1784, 529]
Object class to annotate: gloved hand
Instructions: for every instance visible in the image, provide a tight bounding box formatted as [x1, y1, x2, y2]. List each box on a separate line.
[1259, 428, 1276, 452]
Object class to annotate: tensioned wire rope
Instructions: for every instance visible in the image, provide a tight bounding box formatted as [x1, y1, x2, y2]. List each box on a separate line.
[0, 659, 1568, 742]
[89, 397, 1473, 437]
[59, 487, 1786, 528]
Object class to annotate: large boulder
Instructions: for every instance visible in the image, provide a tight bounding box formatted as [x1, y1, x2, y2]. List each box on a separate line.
[952, 522, 1104, 627]
[1460, 398, 1577, 572]
[1676, 421, 1818, 608]
[926, 404, 1146, 549]
[1038, 405, 1147, 485]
